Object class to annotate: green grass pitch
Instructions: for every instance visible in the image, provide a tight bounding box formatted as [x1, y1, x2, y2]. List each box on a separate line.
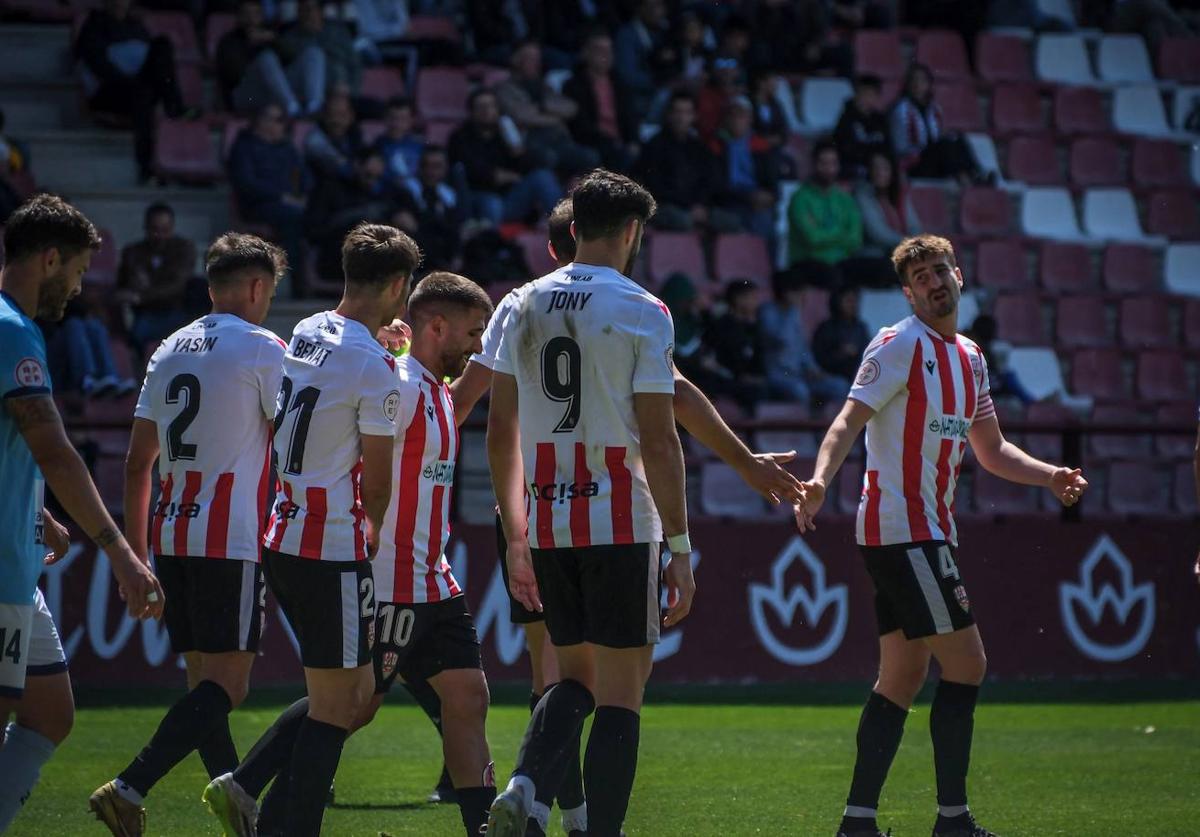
[10, 684, 1198, 836]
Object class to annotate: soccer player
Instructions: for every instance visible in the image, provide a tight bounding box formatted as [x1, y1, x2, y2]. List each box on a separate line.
[486, 170, 692, 837]
[793, 235, 1088, 837]
[0, 194, 164, 830]
[203, 223, 421, 837]
[89, 234, 288, 835]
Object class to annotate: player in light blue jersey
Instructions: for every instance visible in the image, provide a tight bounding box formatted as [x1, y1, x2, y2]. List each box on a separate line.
[0, 194, 165, 832]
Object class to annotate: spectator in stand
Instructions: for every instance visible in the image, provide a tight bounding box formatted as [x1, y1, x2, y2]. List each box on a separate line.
[563, 29, 637, 172]
[705, 279, 770, 411]
[448, 88, 563, 225]
[228, 103, 310, 295]
[75, 0, 192, 183]
[829, 0, 894, 29]
[277, 0, 360, 99]
[466, 0, 531, 65]
[613, 0, 677, 126]
[855, 151, 923, 264]
[495, 40, 600, 178]
[749, 72, 793, 150]
[529, 0, 620, 71]
[352, 0, 411, 65]
[709, 96, 779, 242]
[675, 9, 715, 88]
[696, 53, 747, 140]
[216, 0, 324, 117]
[116, 203, 200, 350]
[760, 272, 850, 406]
[1099, 0, 1194, 49]
[813, 284, 871, 382]
[374, 96, 424, 189]
[304, 91, 364, 180]
[715, 13, 752, 65]
[395, 145, 465, 270]
[41, 299, 137, 399]
[746, 0, 852, 77]
[0, 108, 32, 223]
[636, 92, 738, 233]
[891, 62, 987, 187]
[834, 74, 891, 181]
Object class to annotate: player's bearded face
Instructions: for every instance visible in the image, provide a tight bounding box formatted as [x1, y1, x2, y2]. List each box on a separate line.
[906, 258, 961, 320]
[443, 313, 486, 378]
[37, 251, 88, 321]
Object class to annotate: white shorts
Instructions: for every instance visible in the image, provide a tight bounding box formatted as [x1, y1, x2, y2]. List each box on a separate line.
[0, 589, 67, 699]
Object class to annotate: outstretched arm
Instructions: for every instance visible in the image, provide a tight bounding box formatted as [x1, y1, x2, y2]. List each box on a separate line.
[794, 398, 875, 532]
[968, 415, 1086, 506]
[450, 360, 493, 427]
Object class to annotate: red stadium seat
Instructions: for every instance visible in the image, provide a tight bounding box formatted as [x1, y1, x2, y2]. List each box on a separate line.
[1090, 404, 1151, 460]
[1024, 401, 1073, 461]
[361, 66, 407, 102]
[1006, 135, 1061, 185]
[1055, 295, 1111, 349]
[143, 10, 200, 64]
[1131, 138, 1187, 188]
[406, 14, 462, 43]
[1136, 350, 1189, 401]
[713, 233, 772, 285]
[1157, 37, 1200, 82]
[910, 185, 952, 233]
[976, 239, 1033, 290]
[359, 119, 386, 146]
[177, 62, 205, 110]
[416, 67, 470, 121]
[1156, 404, 1196, 459]
[854, 30, 904, 79]
[1174, 461, 1197, 515]
[1146, 190, 1200, 239]
[959, 187, 1011, 238]
[1071, 349, 1128, 401]
[994, 293, 1046, 345]
[1107, 461, 1170, 516]
[205, 12, 235, 60]
[976, 33, 1033, 83]
[514, 230, 556, 278]
[221, 118, 249, 161]
[991, 83, 1045, 134]
[1101, 243, 1158, 293]
[918, 30, 971, 80]
[1184, 299, 1200, 350]
[1054, 86, 1108, 135]
[935, 82, 984, 131]
[646, 231, 706, 284]
[154, 119, 221, 183]
[1039, 242, 1094, 293]
[1119, 297, 1173, 348]
[1068, 136, 1124, 187]
[85, 228, 118, 285]
[973, 469, 1040, 515]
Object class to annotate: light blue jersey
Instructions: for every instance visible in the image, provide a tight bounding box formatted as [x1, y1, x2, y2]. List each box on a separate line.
[0, 290, 51, 605]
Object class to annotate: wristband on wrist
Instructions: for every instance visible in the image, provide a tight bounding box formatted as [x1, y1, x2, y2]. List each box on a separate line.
[666, 533, 691, 554]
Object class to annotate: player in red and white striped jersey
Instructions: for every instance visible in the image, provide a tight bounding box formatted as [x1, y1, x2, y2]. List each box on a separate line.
[795, 235, 1088, 837]
[92, 234, 287, 833]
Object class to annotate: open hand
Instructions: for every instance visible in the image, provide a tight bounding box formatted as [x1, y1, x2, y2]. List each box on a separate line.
[1049, 467, 1088, 506]
[792, 479, 827, 533]
[663, 551, 696, 628]
[111, 551, 165, 620]
[506, 540, 542, 613]
[42, 515, 70, 565]
[738, 450, 804, 505]
[376, 318, 412, 353]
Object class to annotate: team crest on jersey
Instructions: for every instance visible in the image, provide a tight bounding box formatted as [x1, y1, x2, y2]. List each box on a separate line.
[381, 650, 398, 679]
[968, 349, 983, 382]
[14, 357, 44, 388]
[855, 358, 880, 387]
[383, 390, 401, 422]
[664, 342, 674, 368]
[954, 585, 970, 613]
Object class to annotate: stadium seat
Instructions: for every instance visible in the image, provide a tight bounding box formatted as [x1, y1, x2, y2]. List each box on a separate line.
[1130, 138, 1187, 188]
[700, 462, 766, 518]
[960, 187, 1011, 238]
[935, 82, 984, 131]
[415, 67, 470, 121]
[85, 228, 118, 285]
[1007, 135, 1061, 185]
[800, 78, 853, 132]
[755, 402, 818, 458]
[514, 230, 556, 278]
[1174, 86, 1200, 133]
[859, 289, 913, 336]
[1068, 137, 1124, 187]
[153, 119, 221, 183]
[143, 10, 200, 64]
[221, 118, 248, 161]
[1173, 462, 1197, 516]
[1146, 190, 1200, 239]
[1102, 243, 1158, 293]
[1107, 461, 1170, 516]
[177, 62, 205, 110]
[976, 239, 1033, 290]
[1164, 243, 1200, 297]
[973, 469, 1040, 515]
[1185, 298, 1200, 347]
[361, 66, 407, 102]
[1036, 0, 1079, 27]
[713, 233, 772, 286]
[1136, 350, 1189, 401]
[406, 14, 463, 43]
[205, 12, 235, 60]
[1071, 348, 1128, 401]
[1090, 404, 1151, 460]
[1039, 241, 1094, 293]
[1082, 188, 1156, 242]
[965, 134, 1002, 182]
[991, 83, 1046, 135]
[909, 185, 952, 233]
[1157, 37, 1200, 82]
[646, 231, 706, 284]
[1035, 34, 1096, 85]
[1055, 295, 1111, 348]
[1097, 34, 1155, 83]
[1008, 347, 1069, 401]
[424, 119, 457, 146]
[918, 30, 971, 80]
[854, 30, 904, 79]
[994, 293, 1047, 345]
[1023, 401, 1073, 461]
[1020, 188, 1085, 241]
[1053, 87, 1108, 135]
[359, 119, 386, 146]
[976, 33, 1033, 83]
[1156, 404, 1196, 459]
[1119, 297, 1173, 348]
[1112, 85, 1172, 137]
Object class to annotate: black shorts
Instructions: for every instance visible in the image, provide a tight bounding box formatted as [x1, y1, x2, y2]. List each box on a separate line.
[373, 596, 482, 694]
[156, 555, 265, 654]
[496, 515, 544, 625]
[532, 542, 662, 649]
[263, 548, 375, 669]
[860, 541, 976, 640]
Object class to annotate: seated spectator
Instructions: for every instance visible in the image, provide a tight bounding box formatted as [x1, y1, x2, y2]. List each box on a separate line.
[855, 151, 923, 260]
[709, 96, 779, 242]
[352, 0, 411, 65]
[891, 62, 986, 187]
[676, 9, 716, 88]
[563, 30, 637, 172]
[704, 279, 770, 411]
[0, 108, 33, 223]
[749, 72, 795, 149]
[374, 96, 424, 188]
[813, 284, 871, 382]
[304, 92, 364, 180]
[217, 0, 323, 117]
[530, 0, 620, 71]
[787, 141, 894, 288]
[466, 0, 531, 65]
[759, 272, 850, 406]
[395, 145, 465, 270]
[448, 88, 562, 225]
[696, 53, 746, 140]
[277, 0, 360, 99]
[495, 40, 600, 177]
[834, 74, 891, 181]
[228, 104, 310, 295]
[613, 0, 676, 126]
[41, 298, 136, 399]
[117, 202, 200, 351]
[75, 0, 191, 183]
[746, 0, 852, 77]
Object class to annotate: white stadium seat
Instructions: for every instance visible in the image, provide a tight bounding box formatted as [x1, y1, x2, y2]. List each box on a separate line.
[1082, 188, 1161, 243]
[1112, 85, 1172, 137]
[800, 78, 854, 132]
[965, 133, 1003, 183]
[1173, 86, 1200, 132]
[1006, 347, 1068, 401]
[1035, 0, 1078, 29]
[1035, 34, 1095, 85]
[1164, 243, 1200, 297]
[1021, 188, 1086, 241]
[1097, 34, 1154, 83]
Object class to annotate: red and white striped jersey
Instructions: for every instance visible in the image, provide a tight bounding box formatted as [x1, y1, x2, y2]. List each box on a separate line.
[134, 313, 285, 561]
[493, 263, 677, 549]
[263, 311, 401, 562]
[849, 315, 995, 548]
[374, 355, 463, 604]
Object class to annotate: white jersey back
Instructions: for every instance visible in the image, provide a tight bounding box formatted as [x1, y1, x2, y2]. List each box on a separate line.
[494, 263, 676, 548]
[135, 314, 285, 562]
[374, 355, 463, 604]
[849, 315, 995, 547]
[263, 311, 401, 562]
[471, 285, 523, 371]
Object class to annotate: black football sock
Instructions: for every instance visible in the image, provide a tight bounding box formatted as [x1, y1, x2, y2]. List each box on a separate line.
[582, 706, 640, 837]
[528, 685, 586, 814]
[513, 679, 594, 796]
[456, 785, 497, 835]
[528, 691, 542, 714]
[841, 691, 909, 832]
[232, 697, 308, 798]
[117, 680, 233, 797]
[930, 680, 979, 813]
[256, 763, 290, 836]
[403, 676, 445, 737]
[283, 717, 347, 837]
[197, 718, 239, 779]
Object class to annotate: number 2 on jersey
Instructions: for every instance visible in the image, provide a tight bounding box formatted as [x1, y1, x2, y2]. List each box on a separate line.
[274, 376, 322, 475]
[165, 373, 201, 461]
[541, 336, 582, 432]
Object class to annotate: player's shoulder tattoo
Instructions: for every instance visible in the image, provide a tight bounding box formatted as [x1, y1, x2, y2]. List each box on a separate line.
[4, 393, 62, 431]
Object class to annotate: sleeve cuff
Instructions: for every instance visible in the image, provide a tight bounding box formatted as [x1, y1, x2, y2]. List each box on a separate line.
[633, 380, 677, 395]
[3, 386, 51, 400]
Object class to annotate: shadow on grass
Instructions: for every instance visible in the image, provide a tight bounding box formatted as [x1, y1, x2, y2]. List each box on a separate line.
[327, 801, 431, 812]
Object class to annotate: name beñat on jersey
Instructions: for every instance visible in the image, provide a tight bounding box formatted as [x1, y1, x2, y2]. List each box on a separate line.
[291, 336, 334, 367]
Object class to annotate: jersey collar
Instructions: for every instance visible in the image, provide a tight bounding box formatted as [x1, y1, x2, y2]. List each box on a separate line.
[403, 352, 442, 388]
[0, 289, 27, 317]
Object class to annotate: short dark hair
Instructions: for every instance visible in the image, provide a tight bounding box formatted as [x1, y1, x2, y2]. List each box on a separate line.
[668, 90, 696, 110]
[891, 234, 957, 286]
[570, 169, 656, 242]
[812, 139, 838, 164]
[341, 223, 422, 287]
[144, 202, 174, 225]
[547, 198, 575, 264]
[724, 278, 757, 306]
[854, 73, 883, 92]
[206, 232, 286, 288]
[407, 271, 494, 327]
[3, 193, 101, 264]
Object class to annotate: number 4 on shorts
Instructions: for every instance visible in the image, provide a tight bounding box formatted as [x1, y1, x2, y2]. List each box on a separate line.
[937, 546, 960, 581]
[0, 627, 22, 664]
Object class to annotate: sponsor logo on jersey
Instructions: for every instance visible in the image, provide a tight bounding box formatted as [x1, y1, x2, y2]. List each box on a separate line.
[383, 390, 400, 422]
[855, 358, 880, 387]
[925, 358, 936, 374]
[1060, 534, 1155, 662]
[544, 290, 593, 313]
[529, 480, 600, 502]
[275, 499, 301, 520]
[14, 357, 45, 387]
[928, 415, 971, 440]
[292, 337, 334, 367]
[422, 460, 456, 486]
[172, 335, 219, 354]
[153, 500, 202, 520]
